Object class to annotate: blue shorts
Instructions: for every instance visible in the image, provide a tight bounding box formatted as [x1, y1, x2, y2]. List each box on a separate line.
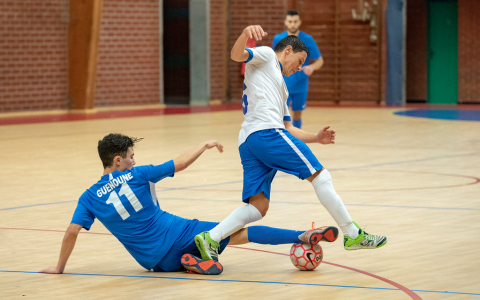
[152, 219, 230, 272]
[286, 92, 308, 111]
[239, 128, 323, 203]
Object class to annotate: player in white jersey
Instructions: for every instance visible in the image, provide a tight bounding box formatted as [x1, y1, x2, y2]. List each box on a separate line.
[194, 25, 387, 262]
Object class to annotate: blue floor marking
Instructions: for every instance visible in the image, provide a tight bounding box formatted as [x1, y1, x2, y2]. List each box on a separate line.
[394, 109, 480, 122]
[1, 270, 479, 296]
[0, 200, 77, 211]
[155, 197, 480, 211]
[1, 151, 479, 212]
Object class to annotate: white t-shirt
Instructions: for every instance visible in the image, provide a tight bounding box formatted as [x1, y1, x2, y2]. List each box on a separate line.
[238, 47, 291, 146]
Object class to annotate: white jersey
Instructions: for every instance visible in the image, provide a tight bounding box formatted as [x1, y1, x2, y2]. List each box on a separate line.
[238, 47, 291, 145]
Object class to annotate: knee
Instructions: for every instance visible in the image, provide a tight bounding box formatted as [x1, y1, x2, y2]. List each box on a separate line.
[249, 194, 269, 217]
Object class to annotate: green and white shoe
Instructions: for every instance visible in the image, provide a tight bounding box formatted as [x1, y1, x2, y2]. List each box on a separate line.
[344, 222, 387, 250]
[194, 231, 220, 261]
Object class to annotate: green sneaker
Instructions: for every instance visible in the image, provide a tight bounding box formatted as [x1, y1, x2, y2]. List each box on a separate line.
[194, 231, 220, 261]
[344, 222, 387, 250]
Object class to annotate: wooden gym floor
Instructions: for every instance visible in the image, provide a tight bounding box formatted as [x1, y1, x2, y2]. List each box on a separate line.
[1, 105, 479, 299]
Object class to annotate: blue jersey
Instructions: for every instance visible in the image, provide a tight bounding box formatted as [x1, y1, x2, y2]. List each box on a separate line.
[71, 160, 191, 270]
[272, 31, 321, 94]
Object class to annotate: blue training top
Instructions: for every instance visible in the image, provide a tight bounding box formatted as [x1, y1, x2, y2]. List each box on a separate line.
[71, 160, 191, 270]
[272, 31, 321, 94]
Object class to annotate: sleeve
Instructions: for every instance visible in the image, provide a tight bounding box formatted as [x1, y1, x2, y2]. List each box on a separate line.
[307, 36, 321, 59]
[71, 200, 95, 230]
[283, 101, 291, 121]
[133, 160, 175, 183]
[245, 47, 275, 65]
[272, 35, 280, 50]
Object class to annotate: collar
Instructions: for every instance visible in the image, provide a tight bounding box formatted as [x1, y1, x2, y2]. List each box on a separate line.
[278, 61, 283, 72]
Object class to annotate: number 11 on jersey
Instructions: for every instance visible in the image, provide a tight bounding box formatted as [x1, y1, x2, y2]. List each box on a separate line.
[106, 183, 143, 220]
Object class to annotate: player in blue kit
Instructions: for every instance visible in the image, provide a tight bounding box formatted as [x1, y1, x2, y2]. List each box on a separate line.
[195, 25, 387, 263]
[272, 11, 324, 129]
[39, 133, 339, 276]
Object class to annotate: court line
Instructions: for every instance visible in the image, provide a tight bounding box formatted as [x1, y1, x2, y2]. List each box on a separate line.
[0, 200, 77, 211]
[155, 197, 480, 211]
[0, 270, 420, 295]
[1, 227, 479, 297]
[1, 197, 479, 212]
[157, 152, 480, 192]
[0, 269, 477, 296]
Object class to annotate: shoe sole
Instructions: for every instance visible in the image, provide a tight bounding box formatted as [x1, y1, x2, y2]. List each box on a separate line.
[194, 235, 212, 261]
[181, 253, 223, 275]
[309, 226, 339, 245]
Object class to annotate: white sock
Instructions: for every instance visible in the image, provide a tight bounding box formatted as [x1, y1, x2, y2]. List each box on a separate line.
[311, 169, 359, 239]
[209, 204, 263, 242]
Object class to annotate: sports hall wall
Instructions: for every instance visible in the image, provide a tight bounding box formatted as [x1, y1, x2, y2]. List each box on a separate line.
[407, 0, 480, 104]
[2, 0, 480, 113]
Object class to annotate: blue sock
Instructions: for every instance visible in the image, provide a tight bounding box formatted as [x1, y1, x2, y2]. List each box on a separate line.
[247, 226, 304, 245]
[292, 118, 302, 129]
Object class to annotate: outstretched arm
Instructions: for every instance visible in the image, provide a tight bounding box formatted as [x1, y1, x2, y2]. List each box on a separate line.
[284, 121, 335, 145]
[39, 223, 82, 274]
[231, 25, 268, 62]
[173, 140, 224, 173]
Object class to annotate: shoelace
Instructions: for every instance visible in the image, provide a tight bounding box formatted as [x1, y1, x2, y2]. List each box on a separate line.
[311, 221, 315, 230]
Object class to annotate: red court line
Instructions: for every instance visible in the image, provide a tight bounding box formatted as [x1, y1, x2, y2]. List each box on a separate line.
[229, 246, 422, 300]
[0, 104, 243, 126]
[0, 226, 421, 299]
[2, 103, 479, 126]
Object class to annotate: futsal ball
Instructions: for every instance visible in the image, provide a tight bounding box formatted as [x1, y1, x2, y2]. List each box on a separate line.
[290, 243, 323, 271]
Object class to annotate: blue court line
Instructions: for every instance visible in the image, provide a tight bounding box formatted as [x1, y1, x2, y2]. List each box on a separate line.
[0, 200, 77, 211]
[1, 152, 478, 212]
[156, 152, 480, 191]
[1, 270, 478, 296]
[2, 197, 479, 212]
[155, 197, 480, 211]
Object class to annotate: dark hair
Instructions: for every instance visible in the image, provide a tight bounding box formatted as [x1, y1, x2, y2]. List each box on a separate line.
[98, 133, 143, 168]
[274, 35, 308, 54]
[286, 10, 299, 17]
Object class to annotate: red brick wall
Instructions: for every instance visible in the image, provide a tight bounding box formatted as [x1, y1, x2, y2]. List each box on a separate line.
[210, 0, 228, 102]
[0, 0, 69, 112]
[94, 0, 160, 107]
[228, 0, 288, 102]
[281, 0, 385, 104]
[406, 0, 427, 101]
[458, 0, 480, 103]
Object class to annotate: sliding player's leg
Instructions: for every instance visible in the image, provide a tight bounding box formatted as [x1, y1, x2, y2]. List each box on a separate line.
[183, 223, 339, 275]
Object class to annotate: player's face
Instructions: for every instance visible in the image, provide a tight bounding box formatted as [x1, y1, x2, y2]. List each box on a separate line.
[118, 147, 136, 171]
[283, 48, 307, 77]
[284, 15, 301, 34]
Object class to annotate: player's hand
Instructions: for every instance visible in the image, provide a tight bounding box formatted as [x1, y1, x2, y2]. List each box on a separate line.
[302, 65, 314, 76]
[204, 140, 224, 153]
[39, 266, 63, 274]
[243, 25, 268, 41]
[317, 126, 335, 145]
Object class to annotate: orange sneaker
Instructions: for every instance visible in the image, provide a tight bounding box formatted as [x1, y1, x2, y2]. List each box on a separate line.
[298, 223, 339, 245]
[181, 253, 223, 275]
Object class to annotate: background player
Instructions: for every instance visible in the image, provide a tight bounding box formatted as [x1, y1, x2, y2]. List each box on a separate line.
[195, 25, 387, 263]
[272, 11, 324, 129]
[39, 133, 338, 276]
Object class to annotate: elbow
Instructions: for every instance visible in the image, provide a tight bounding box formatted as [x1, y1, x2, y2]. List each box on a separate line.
[174, 161, 187, 173]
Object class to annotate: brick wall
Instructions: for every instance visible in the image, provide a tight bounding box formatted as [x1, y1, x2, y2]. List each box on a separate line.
[94, 0, 160, 107]
[228, 0, 287, 102]
[0, 0, 69, 112]
[210, 0, 228, 102]
[458, 0, 480, 103]
[406, 0, 427, 101]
